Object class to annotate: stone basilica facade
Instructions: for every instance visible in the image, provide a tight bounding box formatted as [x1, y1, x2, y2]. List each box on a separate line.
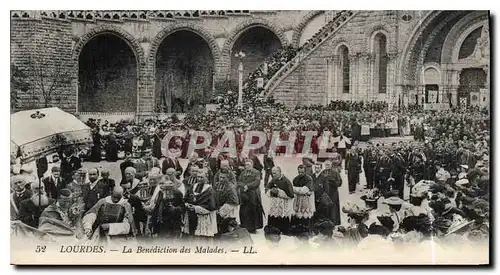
[10, 10, 489, 118]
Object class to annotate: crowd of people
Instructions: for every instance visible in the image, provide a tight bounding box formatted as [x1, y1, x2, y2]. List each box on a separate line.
[10, 98, 490, 251]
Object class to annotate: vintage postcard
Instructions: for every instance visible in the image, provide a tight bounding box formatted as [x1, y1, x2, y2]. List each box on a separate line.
[10, 10, 490, 265]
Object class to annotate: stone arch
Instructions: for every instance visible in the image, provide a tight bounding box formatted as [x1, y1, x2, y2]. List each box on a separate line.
[149, 23, 220, 113]
[441, 11, 489, 63]
[72, 25, 144, 113]
[291, 10, 325, 47]
[148, 23, 221, 71]
[413, 11, 466, 82]
[398, 11, 442, 85]
[332, 39, 350, 54]
[421, 63, 442, 84]
[73, 25, 144, 64]
[219, 18, 289, 80]
[366, 24, 393, 53]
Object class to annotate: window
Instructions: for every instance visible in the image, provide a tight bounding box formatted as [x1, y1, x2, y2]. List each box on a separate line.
[374, 33, 388, 94]
[339, 46, 350, 93]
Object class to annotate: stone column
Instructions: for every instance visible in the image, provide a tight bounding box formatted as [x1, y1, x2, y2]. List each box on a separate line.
[349, 54, 358, 101]
[332, 54, 340, 101]
[387, 52, 399, 109]
[450, 69, 460, 107]
[367, 53, 376, 102]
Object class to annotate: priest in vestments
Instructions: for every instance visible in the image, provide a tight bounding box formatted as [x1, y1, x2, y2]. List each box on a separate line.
[18, 181, 55, 228]
[291, 165, 315, 231]
[265, 167, 294, 235]
[183, 175, 218, 240]
[82, 186, 136, 244]
[238, 159, 264, 233]
[214, 168, 240, 235]
[315, 160, 342, 225]
[38, 188, 85, 242]
[149, 179, 185, 239]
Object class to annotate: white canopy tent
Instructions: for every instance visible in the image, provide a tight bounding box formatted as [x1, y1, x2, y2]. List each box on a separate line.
[11, 107, 93, 163]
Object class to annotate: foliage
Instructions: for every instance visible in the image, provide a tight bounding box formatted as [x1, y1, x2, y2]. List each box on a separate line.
[10, 64, 30, 110]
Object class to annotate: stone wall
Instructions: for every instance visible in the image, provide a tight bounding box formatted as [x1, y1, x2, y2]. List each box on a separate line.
[11, 17, 74, 112]
[11, 10, 324, 114]
[272, 10, 404, 107]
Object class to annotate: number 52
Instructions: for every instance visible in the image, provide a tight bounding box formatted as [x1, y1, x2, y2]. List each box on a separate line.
[35, 245, 46, 253]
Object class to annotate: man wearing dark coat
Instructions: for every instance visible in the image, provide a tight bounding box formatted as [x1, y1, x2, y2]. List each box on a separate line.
[90, 127, 102, 162]
[121, 181, 148, 236]
[43, 166, 66, 200]
[183, 166, 200, 190]
[345, 146, 362, 194]
[237, 159, 264, 233]
[232, 152, 247, 178]
[18, 181, 55, 228]
[85, 168, 112, 211]
[263, 153, 275, 185]
[59, 150, 82, 184]
[265, 166, 295, 235]
[363, 144, 377, 190]
[119, 153, 135, 185]
[11, 175, 32, 221]
[315, 160, 342, 225]
[162, 151, 183, 179]
[389, 148, 407, 199]
[97, 170, 116, 198]
[152, 129, 163, 159]
[36, 157, 48, 181]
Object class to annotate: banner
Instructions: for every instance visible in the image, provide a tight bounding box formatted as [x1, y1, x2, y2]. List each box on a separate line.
[428, 90, 438, 103]
[470, 92, 480, 106]
[361, 124, 370, 136]
[479, 89, 489, 108]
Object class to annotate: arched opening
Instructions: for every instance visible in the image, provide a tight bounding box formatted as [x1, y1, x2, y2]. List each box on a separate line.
[230, 26, 282, 83]
[458, 26, 483, 60]
[78, 33, 137, 112]
[423, 67, 441, 104]
[155, 30, 214, 113]
[458, 68, 486, 106]
[339, 46, 350, 93]
[374, 33, 388, 94]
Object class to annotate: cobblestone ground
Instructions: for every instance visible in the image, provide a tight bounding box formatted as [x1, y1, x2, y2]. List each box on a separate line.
[68, 136, 414, 244]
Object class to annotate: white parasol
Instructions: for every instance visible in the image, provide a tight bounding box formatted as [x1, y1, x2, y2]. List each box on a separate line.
[11, 107, 93, 162]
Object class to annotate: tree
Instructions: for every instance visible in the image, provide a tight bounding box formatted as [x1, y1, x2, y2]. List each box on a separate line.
[10, 64, 30, 110]
[27, 33, 72, 108]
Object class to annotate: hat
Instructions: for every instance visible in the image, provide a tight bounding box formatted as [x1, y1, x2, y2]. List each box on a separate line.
[475, 161, 485, 168]
[383, 196, 404, 206]
[460, 164, 469, 170]
[411, 181, 430, 198]
[444, 220, 474, 237]
[455, 178, 469, 187]
[441, 203, 454, 215]
[342, 202, 369, 215]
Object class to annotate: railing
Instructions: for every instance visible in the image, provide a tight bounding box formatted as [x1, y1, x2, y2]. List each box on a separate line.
[12, 10, 253, 21]
[263, 10, 357, 98]
[75, 112, 188, 123]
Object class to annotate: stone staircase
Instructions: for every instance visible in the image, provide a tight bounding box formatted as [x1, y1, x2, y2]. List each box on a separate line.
[263, 10, 358, 99]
